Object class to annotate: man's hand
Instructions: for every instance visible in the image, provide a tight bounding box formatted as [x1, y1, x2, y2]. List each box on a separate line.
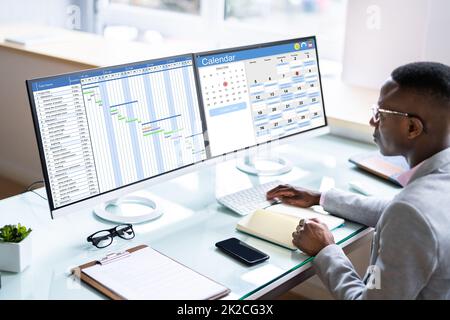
[292, 218, 335, 256]
[266, 184, 321, 208]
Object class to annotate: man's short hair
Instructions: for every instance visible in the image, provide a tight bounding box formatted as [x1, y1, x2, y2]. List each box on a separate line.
[391, 62, 450, 104]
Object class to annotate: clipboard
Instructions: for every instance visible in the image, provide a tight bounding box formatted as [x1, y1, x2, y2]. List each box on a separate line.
[72, 244, 230, 300]
[72, 244, 146, 300]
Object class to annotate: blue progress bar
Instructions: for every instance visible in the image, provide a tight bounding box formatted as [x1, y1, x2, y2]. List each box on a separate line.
[142, 114, 181, 125]
[109, 100, 138, 108]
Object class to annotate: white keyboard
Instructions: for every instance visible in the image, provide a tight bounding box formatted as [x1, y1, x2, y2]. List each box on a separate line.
[217, 180, 284, 216]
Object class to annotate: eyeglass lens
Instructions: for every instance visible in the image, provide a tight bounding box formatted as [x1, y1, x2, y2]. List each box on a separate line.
[90, 230, 113, 248]
[116, 224, 135, 240]
[372, 106, 380, 122]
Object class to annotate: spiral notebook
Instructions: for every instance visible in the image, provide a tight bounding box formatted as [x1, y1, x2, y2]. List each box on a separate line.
[72, 244, 230, 300]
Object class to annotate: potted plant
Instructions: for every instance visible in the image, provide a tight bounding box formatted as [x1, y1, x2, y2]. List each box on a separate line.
[0, 223, 32, 272]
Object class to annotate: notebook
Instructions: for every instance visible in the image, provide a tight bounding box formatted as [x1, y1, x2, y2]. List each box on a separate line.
[349, 152, 410, 186]
[73, 245, 230, 300]
[236, 204, 345, 250]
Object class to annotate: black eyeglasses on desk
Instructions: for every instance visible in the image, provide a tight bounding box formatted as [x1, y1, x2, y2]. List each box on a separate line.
[87, 224, 135, 248]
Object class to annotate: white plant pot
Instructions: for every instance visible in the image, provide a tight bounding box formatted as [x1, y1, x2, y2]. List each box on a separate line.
[0, 233, 32, 273]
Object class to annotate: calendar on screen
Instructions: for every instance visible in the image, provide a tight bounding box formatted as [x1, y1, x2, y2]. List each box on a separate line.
[196, 38, 326, 156]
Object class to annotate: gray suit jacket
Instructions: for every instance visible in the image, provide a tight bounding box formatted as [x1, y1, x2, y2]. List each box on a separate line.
[313, 147, 450, 299]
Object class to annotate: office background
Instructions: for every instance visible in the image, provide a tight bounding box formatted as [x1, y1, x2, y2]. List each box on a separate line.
[0, 0, 449, 299]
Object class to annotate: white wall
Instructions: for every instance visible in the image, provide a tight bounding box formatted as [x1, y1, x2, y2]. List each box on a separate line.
[424, 0, 450, 65]
[342, 0, 450, 89]
[0, 0, 70, 27]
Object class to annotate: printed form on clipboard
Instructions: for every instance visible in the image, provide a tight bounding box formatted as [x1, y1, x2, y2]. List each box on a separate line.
[73, 245, 230, 300]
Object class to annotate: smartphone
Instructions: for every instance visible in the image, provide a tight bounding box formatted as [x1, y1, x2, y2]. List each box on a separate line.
[215, 237, 269, 265]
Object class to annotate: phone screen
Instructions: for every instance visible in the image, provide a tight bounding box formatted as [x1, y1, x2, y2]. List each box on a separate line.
[215, 238, 269, 265]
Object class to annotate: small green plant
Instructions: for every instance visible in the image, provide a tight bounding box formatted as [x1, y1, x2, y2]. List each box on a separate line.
[0, 223, 32, 243]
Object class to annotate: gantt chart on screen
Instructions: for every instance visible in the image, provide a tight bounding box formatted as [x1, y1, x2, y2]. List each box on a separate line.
[31, 56, 206, 208]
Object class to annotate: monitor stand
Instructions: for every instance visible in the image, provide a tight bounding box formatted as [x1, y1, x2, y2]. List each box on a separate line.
[236, 155, 293, 176]
[94, 194, 163, 224]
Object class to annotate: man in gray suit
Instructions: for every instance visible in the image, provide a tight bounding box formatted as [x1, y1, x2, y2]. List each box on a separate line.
[267, 62, 450, 299]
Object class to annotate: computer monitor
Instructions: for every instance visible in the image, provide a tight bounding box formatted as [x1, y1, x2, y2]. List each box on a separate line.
[194, 36, 329, 175]
[27, 37, 329, 222]
[27, 54, 208, 222]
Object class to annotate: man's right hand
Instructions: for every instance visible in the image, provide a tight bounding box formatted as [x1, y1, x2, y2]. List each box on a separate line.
[266, 184, 321, 208]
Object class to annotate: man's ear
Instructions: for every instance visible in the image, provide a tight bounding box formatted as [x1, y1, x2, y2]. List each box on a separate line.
[407, 117, 424, 139]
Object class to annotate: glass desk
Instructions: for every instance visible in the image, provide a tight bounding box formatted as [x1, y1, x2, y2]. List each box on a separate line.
[0, 135, 401, 299]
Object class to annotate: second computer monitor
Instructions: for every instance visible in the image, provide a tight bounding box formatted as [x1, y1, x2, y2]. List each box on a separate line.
[195, 37, 327, 157]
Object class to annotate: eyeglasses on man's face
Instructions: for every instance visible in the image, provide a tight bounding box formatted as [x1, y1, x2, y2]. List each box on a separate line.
[371, 104, 411, 123]
[87, 224, 135, 248]
[370, 104, 428, 133]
